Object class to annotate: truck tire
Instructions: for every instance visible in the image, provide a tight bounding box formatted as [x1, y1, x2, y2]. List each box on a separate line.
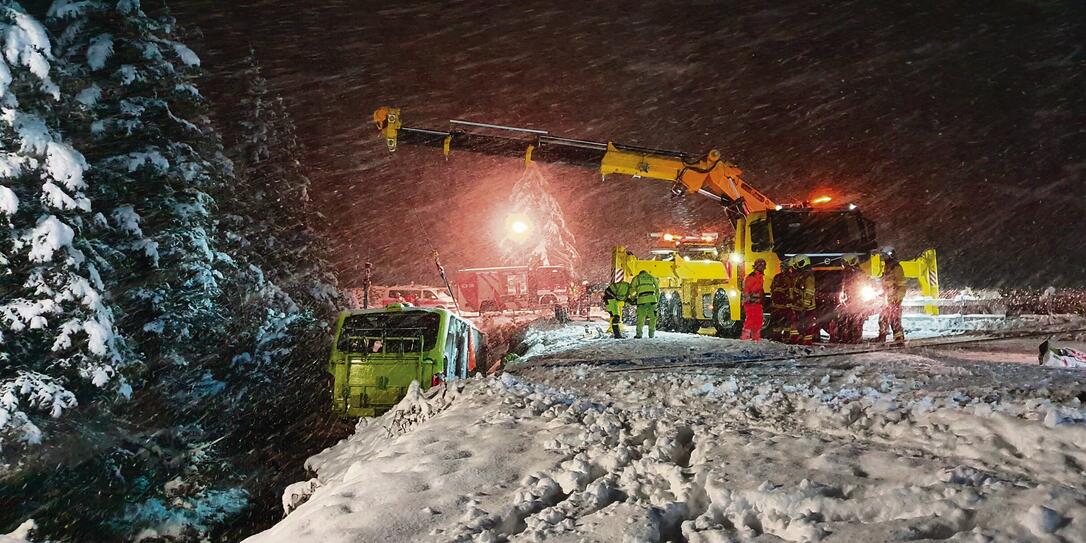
[713, 290, 741, 338]
[657, 297, 673, 331]
[669, 298, 685, 332]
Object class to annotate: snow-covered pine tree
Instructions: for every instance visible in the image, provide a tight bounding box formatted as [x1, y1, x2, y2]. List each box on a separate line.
[0, 1, 130, 450]
[500, 162, 580, 273]
[36, 2, 255, 537]
[47, 0, 231, 370]
[230, 50, 338, 315]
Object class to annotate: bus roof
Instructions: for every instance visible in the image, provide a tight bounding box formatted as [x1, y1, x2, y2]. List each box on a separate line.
[337, 305, 480, 331]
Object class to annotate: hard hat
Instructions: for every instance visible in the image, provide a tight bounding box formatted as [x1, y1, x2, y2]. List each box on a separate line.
[753, 258, 766, 267]
[843, 254, 860, 267]
[791, 255, 812, 270]
[882, 247, 897, 261]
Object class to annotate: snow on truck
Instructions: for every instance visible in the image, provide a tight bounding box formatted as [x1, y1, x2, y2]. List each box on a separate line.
[373, 107, 939, 335]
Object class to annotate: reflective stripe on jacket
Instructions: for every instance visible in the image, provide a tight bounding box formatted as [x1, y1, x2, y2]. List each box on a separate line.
[603, 281, 630, 303]
[769, 272, 792, 310]
[793, 271, 816, 311]
[629, 272, 659, 305]
[882, 262, 907, 303]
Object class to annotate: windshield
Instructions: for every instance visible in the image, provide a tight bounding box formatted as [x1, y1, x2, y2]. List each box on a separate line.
[337, 311, 440, 353]
[769, 210, 876, 255]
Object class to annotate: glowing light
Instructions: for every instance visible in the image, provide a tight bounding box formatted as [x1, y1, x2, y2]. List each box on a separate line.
[774, 205, 783, 210]
[811, 195, 833, 205]
[663, 233, 674, 241]
[848, 203, 857, 210]
[505, 213, 533, 242]
[729, 253, 743, 264]
[861, 285, 879, 301]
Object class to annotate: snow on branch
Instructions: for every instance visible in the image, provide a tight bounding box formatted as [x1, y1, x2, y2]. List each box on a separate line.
[0, 371, 78, 447]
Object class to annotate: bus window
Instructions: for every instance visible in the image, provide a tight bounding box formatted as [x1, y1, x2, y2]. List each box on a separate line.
[444, 319, 461, 377]
[458, 329, 468, 378]
[337, 312, 440, 353]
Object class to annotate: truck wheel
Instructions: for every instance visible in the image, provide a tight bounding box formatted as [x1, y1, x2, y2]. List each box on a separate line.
[657, 297, 672, 331]
[669, 299, 685, 332]
[713, 290, 741, 338]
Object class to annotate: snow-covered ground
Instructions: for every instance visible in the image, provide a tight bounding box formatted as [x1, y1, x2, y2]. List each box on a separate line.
[248, 316, 1086, 542]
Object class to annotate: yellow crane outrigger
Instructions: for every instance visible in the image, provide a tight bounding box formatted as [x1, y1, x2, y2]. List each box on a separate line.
[372, 107, 939, 336]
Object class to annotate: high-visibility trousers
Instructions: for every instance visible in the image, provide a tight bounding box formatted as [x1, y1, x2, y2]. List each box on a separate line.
[606, 300, 624, 338]
[879, 302, 905, 343]
[740, 303, 764, 341]
[634, 303, 657, 338]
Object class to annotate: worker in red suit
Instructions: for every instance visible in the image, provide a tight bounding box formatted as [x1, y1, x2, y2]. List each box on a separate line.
[741, 259, 767, 341]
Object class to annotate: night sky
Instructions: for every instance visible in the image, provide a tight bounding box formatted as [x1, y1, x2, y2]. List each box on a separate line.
[172, 0, 1084, 288]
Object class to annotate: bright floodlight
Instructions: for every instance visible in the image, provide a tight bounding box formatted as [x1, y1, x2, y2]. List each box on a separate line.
[505, 213, 532, 242]
[861, 285, 878, 301]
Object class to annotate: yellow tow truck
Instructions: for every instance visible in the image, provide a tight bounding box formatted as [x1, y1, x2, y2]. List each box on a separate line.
[372, 107, 939, 336]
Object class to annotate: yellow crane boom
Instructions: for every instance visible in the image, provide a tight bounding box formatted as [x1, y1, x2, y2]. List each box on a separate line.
[373, 106, 776, 218]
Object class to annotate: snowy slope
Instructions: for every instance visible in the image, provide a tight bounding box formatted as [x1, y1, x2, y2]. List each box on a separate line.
[250, 319, 1086, 542]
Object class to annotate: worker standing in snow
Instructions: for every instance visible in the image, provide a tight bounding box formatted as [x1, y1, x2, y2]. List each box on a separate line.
[741, 259, 767, 341]
[768, 261, 795, 341]
[790, 255, 816, 345]
[602, 279, 631, 339]
[833, 255, 866, 344]
[578, 280, 592, 319]
[878, 249, 907, 345]
[629, 270, 660, 339]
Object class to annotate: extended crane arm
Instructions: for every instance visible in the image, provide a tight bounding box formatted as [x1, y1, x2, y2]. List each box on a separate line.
[373, 107, 777, 216]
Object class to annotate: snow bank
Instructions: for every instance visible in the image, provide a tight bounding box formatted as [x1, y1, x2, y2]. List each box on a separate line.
[0, 520, 35, 543]
[253, 320, 1086, 542]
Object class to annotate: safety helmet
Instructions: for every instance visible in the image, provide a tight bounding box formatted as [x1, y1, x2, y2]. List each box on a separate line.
[842, 254, 860, 267]
[753, 258, 766, 269]
[791, 255, 812, 270]
[882, 247, 897, 261]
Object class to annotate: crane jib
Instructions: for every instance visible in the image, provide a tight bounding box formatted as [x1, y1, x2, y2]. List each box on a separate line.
[395, 126, 691, 167]
[375, 106, 777, 213]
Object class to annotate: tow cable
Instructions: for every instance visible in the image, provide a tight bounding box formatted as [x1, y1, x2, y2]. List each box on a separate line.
[595, 326, 1086, 374]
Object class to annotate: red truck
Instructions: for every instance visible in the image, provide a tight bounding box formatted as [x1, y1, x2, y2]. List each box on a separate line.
[454, 266, 573, 313]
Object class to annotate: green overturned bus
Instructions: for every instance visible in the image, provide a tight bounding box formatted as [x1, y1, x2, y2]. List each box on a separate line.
[329, 303, 487, 417]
